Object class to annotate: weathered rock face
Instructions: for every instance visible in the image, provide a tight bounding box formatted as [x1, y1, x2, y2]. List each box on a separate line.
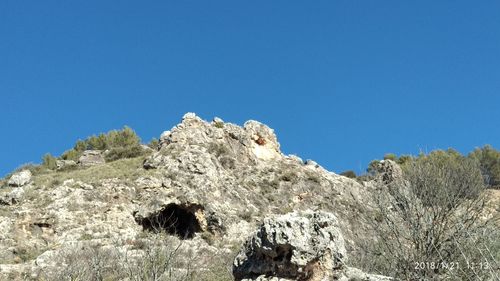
[373, 159, 403, 185]
[78, 150, 105, 166]
[7, 170, 32, 187]
[233, 211, 392, 281]
[0, 113, 388, 280]
[144, 112, 282, 169]
[233, 210, 346, 281]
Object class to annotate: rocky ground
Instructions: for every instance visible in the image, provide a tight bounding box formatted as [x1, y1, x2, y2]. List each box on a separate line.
[0, 113, 497, 280]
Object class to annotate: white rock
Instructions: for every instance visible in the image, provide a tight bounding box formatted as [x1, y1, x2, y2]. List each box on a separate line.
[233, 210, 346, 281]
[183, 112, 197, 120]
[8, 170, 32, 187]
[213, 117, 224, 123]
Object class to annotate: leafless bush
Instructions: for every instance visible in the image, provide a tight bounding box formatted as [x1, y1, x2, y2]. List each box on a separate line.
[40, 243, 120, 281]
[39, 231, 233, 281]
[366, 154, 499, 280]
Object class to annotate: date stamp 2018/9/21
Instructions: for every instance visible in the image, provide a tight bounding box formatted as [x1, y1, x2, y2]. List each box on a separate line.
[414, 261, 492, 272]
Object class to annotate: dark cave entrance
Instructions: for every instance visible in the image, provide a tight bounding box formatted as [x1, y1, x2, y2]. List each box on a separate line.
[138, 203, 204, 239]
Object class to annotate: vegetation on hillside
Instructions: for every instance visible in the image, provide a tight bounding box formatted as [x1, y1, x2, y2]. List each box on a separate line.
[39, 231, 233, 281]
[60, 126, 144, 162]
[362, 150, 499, 280]
[1, 127, 156, 178]
[352, 146, 500, 190]
[1, 124, 499, 280]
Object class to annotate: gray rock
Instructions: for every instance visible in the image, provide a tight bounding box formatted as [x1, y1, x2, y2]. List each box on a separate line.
[78, 150, 105, 166]
[56, 160, 77, 170]
[159, 130, 172, 146]
[233, 211, 393, 281]
[34, 250, 58, 268]
[0, 187, 25, 205]
[233, 210, 346, 281]
[140, 144, 154, 152]
[213, 117, 224, 123]
[373, 160, 403, 184]
[7, 170, 32, 187]
[183, 112, 197, 120]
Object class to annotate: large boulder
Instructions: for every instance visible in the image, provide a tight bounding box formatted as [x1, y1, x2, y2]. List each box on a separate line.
[233, 210, 346, 281]
[0, 187, 25, 205]
[7, 170, 32, 187]
[233, 211, 393, 281]
[78, 150, 105, 166]
[243, 120, 281, 161]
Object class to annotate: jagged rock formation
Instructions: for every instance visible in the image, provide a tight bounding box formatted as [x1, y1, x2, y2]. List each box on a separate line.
[233, 210, 391, 281]
[0, 113, 388, 280]
[233, 211, 339, 280]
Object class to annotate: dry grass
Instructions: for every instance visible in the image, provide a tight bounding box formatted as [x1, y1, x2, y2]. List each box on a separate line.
[32, 156, 153, 189]
[37, 232, 234, 281]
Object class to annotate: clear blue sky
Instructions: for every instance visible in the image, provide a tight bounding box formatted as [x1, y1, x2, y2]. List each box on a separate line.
[1, 1, 499, 177]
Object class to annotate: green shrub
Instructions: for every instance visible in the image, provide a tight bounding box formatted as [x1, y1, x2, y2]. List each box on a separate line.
[469, 145, 500, 189]
[86, 134, 108, 150]
[61, 149, 80, 161]
[104, 145, 145, 162]
[214, 121, 224, 128]
[383, 153, 397, 161]
[106, 126, 141, 147]
[396, 154, 412, 166]
[148, 138, 159, 150]
[340, 170, 357, 179]
[42, 153, 58, 170]
[61, 126, 143, 162]
[366, 159, 380, 175]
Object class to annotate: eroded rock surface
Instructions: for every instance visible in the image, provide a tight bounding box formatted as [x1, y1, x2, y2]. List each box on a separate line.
[233, 211, 392, 281]
[0, 113, 388, 280]
[233, 210, 346, 281]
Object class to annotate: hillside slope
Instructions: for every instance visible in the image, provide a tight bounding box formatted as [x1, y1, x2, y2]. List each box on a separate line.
[1, 113, 497, 280]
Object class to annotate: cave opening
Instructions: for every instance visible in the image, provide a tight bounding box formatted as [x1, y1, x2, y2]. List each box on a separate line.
[138, 203, 203, 239]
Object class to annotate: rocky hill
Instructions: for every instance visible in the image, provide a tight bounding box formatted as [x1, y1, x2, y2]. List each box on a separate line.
[0, 113, 498, 281]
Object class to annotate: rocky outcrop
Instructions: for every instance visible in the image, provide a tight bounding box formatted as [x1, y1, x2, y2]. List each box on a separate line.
[144, 112, 282, 169]
[78, 150, 105, 166]
[0, 113, 387, 280]
[7, 170, 32, 187]
[373, 159, 403, 185]
[233, 210, 346, 281]
[233, 211, 392, 281]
